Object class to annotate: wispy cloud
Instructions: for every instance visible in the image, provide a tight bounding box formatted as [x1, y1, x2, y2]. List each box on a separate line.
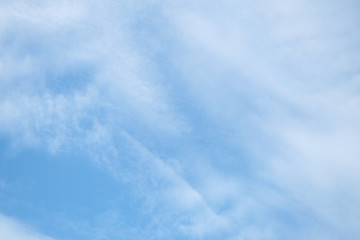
[1, 0, 360, 239]
[0, 214, 55, 240]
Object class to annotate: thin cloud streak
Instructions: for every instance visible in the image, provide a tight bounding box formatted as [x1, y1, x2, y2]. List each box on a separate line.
[0, 214, 55, 240]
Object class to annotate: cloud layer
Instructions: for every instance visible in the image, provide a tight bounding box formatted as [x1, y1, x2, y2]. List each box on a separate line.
[0, 0, 360, 239]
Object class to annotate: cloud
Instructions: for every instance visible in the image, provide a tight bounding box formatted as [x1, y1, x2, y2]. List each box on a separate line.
[160, 0, 360, 238]
[0, 0, 185, 150]
[1, 0, 360, 239]
[0, 213, 55, 240]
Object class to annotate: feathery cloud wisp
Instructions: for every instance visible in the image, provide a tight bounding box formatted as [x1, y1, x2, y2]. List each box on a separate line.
[0, 0, 360, 239]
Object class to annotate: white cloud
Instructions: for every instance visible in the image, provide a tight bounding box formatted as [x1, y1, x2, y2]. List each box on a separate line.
[1, 0, 360, 239]
[0, 213, 55, 240]
[0, 0, 186, 150]
[160, 0, 360, 238]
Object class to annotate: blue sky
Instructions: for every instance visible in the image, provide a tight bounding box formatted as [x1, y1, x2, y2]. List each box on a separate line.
[1, 0, 360, 239]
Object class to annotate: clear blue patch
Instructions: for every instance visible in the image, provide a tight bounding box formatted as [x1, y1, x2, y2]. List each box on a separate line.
[0, 136, 148, 239]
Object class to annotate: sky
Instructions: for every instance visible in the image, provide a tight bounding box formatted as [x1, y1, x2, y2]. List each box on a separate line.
[0, 0, 360, 239]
